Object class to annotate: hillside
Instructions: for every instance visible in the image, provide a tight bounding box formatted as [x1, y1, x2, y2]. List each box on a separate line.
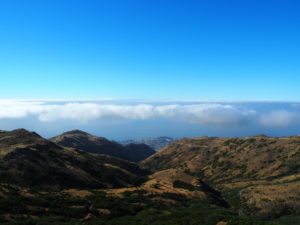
[142, 135, 300, 215]
[142, 135, 300, 182]
[0, 129, 240, 225]
[0, 129, 148, 189]
[50, 130, 155, 162]
[1, 130, 300, 224]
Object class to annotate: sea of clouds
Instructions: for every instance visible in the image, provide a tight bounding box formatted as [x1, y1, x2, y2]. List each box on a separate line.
[0, 99, 299, 129]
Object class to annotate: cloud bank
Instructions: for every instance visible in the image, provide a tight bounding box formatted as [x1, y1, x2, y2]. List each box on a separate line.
[259, 110, 300, 127]
[0, 100, 299, 128]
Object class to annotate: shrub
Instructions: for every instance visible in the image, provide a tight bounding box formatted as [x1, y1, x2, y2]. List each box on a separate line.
[173, 180, 196, 191]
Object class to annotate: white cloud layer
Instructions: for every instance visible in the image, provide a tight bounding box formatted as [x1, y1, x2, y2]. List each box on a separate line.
[0, 100, 256, 127]
[0, 100, 299, 128]
[259, 110, 299, 127]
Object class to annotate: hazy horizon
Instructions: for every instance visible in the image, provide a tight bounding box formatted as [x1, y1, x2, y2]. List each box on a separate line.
[0, 99, 299, 140]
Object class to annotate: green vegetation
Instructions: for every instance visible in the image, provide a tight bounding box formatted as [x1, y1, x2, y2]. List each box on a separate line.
[2, 131, 300, 224]
[0, 188, 298, 225]
[173, 180, 196, 191]
[284, 162, 300, 174]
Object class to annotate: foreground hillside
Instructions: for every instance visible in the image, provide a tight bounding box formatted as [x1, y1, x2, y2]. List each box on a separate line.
[51, 130, 155, 162]
[142, 135, 300, 216]
[0, 129, 148, 189]
[0, 182, 271, 225]
[0, 172, 298, 225]
[0, 130, 300, 225]
[142, 135, 300, 183]
[0, 129, 238, 225]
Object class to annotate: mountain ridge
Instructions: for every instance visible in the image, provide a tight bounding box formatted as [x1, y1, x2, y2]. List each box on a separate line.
[50, 130, 155, 162]
[0, 129, 149, 189]
[0, 129, 299, 224]
[141, 135, 300, 215]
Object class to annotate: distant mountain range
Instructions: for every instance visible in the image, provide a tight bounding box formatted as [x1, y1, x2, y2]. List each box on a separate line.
[120, 136, 176, 151]
[50, 130, 155, 162]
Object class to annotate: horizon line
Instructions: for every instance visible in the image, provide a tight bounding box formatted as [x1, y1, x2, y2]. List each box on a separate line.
[2, 128, 300, 140]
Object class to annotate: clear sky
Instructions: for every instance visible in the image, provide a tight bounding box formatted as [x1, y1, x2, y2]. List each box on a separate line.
[0, 0, 300, 100]
[1, 1, 300, 138]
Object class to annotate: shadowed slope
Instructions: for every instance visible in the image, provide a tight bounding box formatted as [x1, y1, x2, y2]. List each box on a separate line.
[0, 129, 149, 189]
[50, 130, 155, 162]
[141, 135, 300, 215]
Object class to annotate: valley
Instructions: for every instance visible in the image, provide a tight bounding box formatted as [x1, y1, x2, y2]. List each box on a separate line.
[0, 129, 299, 225]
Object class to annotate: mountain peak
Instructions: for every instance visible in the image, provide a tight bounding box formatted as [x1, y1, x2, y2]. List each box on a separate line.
[50, 130, 155, 162]
[9, 128, 41, 138]
[0, 129, 149, 189]
[63, 130, 90, 136]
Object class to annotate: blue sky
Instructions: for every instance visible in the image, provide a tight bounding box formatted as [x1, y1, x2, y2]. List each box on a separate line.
[0, 0, 300, 100]
[0, 1, 300, 138]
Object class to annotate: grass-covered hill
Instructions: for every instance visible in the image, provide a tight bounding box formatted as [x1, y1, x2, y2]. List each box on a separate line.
[0, 129, 148, 189]
[141, 135, 300, 216]
[50, 130, 155, 162]
[1, 130, 300, 225]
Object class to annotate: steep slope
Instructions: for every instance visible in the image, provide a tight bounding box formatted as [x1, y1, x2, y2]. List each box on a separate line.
[50, 130, 155, 162]
[142, 136, 300, 183]
[123, 143, 156, 162]
[0, 129, 149, 189]
[105, 168, 228, 208]
[142, 135, 300, 215]
[0, 130, 234, 225]
[120, 136, 176, 151]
